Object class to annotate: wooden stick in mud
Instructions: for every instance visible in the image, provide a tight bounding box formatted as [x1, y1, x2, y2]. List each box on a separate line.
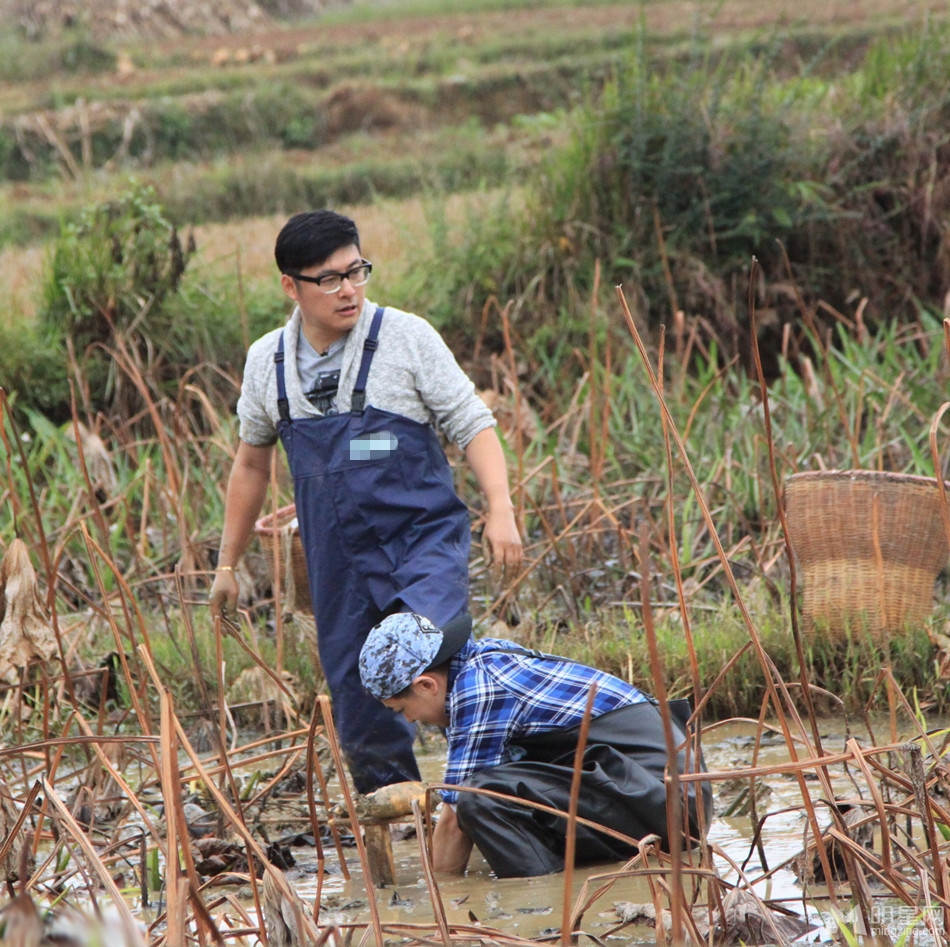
[315, 695, 385, 943]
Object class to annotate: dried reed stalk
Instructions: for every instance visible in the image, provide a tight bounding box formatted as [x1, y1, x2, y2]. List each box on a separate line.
[616, 284, 846, 904]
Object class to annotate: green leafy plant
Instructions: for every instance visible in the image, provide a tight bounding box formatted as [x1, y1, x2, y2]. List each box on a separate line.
[42, 181, 190, 347]
[21, 182, 205, 423]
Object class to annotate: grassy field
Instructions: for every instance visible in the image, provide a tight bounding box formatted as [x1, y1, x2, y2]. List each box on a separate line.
[0, 0, 942, 237]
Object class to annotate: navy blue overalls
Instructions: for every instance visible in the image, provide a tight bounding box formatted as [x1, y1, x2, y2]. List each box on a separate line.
[275, 306, 471, 793]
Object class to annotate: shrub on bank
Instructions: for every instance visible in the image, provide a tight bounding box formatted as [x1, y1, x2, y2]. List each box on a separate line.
[0, 182, 277, 425]
[416, 18, 950, 397]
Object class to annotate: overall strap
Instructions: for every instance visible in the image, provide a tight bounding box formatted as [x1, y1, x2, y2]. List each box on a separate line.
[274, 331, 290, 423]
[478, 645, 568, 663]
[350, 306, 385, 414]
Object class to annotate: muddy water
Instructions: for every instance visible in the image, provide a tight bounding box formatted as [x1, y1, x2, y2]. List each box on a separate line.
[271, 716, 915, 944]
[285, 740, 664, 943]
[35, 712, 930, 942]
[284, 744, 634, 940]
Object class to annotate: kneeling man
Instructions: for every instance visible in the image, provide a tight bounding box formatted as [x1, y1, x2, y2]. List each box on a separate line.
[358, 613, 712, 878]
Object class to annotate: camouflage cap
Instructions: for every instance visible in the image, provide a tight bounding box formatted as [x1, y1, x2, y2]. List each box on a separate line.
[359, 612, 471, 700]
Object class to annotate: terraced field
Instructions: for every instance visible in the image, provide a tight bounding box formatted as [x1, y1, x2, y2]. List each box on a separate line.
[0, 0, 941, 245]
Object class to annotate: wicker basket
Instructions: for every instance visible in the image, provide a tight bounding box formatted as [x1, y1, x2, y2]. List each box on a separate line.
[783, 470, 950, 640]
[254, 504, 312, 615]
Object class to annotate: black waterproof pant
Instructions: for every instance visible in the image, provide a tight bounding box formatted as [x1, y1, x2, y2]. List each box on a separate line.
[454, 702, 712, 878]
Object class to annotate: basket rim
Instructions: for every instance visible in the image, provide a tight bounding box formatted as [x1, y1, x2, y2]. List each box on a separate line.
[253, 503, 298, 536]
[784, 469, 948, 489]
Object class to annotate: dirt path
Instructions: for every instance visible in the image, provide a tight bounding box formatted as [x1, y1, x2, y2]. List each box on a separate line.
[155, 0, 937, 59]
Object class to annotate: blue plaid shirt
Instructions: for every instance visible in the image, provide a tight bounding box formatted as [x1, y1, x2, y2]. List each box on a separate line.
[440, 638, 647, 804]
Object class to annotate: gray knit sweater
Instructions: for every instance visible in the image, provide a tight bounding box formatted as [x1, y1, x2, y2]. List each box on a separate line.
[236, 299, 496, 449]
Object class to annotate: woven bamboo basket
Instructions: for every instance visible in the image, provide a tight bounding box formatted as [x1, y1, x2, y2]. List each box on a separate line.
[253, 504, 312, 615]
[783, 470, 950, 640]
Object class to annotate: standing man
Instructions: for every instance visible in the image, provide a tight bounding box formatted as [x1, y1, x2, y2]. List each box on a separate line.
[209, 210, 523, 794]
[359, 613, 712, 878]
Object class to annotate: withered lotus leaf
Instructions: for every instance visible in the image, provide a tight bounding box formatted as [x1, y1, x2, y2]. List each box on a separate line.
[0, 538, 57, 679]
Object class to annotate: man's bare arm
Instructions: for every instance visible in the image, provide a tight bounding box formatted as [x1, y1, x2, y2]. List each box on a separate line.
[431, 803, 474, 874]
[209, 441, 275, 617]
[464, 427, 523, 570]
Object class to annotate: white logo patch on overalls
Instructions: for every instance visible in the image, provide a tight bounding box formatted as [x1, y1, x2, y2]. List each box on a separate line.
[349, 431, 399, 461]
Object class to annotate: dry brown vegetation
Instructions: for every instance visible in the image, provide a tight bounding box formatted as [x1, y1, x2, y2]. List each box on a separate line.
[2, 288, 950, 944]
[4, 1, 950, 943]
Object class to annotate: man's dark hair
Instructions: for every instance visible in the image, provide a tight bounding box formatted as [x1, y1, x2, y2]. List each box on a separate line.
[274, 210, 361, 274]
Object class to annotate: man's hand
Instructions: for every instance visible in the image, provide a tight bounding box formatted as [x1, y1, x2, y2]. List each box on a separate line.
[211, 440, 275, 621]
[483, 506, 523, 572]
[463, 428, 524, 578]
[209, 569, 239, 620]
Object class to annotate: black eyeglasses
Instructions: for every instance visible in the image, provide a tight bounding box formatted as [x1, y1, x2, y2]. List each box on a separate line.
[284, 260, 373, 294]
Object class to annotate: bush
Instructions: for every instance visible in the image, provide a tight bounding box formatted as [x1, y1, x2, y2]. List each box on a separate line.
[3, 183, 195, 423]
[447, 19, 950, 381]
[0, 320, 72, 421]
[0, 27, 114, 83]
[42, 182, 190, 347]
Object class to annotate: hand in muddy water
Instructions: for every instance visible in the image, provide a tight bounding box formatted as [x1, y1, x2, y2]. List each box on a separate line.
[389, 890, 415, 908]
